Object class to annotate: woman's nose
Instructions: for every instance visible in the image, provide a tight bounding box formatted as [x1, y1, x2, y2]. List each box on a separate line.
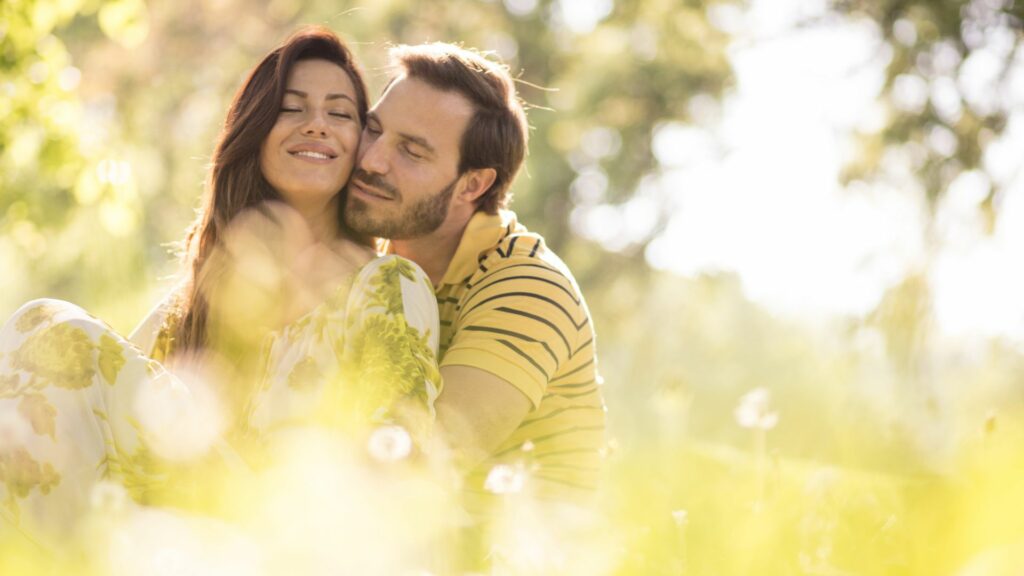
[301, 112, 328, 137]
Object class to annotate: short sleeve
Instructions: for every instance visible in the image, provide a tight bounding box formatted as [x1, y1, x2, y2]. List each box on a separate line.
[338, 255, 442, 420]
[441, 258, 585, 408]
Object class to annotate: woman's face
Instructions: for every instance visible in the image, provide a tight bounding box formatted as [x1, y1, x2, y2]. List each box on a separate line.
[260, 59, 361, 211]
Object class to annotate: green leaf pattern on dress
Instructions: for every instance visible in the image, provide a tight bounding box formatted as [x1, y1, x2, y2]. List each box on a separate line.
[367, 255, 421, 316]
[0, 374, 20, 397]
[11, 322, 96, 390]
[98, 333, 127, 386]
[13, 303, 56, 333]
[0, 301, 150, 521]
[1, 257, 440, 529]
[332, 257, 441, 425]
[286, 356, 322, 392]
[249, 256, 440, 437]
[1, 448, 60, 522]
[93, 411, 165, 503]
[17, 394, 57, 440]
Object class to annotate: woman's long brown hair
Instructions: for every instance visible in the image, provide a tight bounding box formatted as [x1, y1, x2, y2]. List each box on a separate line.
[167, 26, 370, 355]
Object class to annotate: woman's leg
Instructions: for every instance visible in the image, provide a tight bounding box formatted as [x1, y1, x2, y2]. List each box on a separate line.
[0, 299, 207, 543]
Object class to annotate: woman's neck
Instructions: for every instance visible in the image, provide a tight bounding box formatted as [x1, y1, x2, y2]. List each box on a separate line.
[291, 195, 340, 243]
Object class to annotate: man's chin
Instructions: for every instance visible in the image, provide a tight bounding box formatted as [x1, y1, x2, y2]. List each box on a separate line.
[344, 196, 385, 237]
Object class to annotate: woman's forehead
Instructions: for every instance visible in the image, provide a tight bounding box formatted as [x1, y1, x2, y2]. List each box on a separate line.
[286, 59, 355, 96]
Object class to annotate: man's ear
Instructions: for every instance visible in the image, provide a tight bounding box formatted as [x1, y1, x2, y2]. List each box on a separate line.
[457, 168, 497, 205]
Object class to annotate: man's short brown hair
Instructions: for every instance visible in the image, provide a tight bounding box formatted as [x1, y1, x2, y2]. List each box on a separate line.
[390, 43, 528, 214]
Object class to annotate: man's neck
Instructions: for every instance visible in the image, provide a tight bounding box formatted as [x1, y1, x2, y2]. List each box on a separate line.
[391, 213, 472, 287]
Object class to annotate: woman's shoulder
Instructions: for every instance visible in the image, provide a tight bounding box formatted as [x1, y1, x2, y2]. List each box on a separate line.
[128, 284, 183, 356]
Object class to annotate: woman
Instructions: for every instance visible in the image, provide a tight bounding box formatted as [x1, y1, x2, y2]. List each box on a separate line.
[0, 27, 441, 545]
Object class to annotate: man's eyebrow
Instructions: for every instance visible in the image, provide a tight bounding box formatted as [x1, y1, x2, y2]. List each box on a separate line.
[366, 111, 435, 154]
[401, 133, 435, 154]
[284, 88, 355, 103]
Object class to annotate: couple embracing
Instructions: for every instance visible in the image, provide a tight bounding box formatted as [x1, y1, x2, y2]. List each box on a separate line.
[0, 25, 605, 549]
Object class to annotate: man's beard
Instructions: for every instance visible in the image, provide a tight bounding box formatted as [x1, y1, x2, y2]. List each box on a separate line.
[343, 169, 458, 240]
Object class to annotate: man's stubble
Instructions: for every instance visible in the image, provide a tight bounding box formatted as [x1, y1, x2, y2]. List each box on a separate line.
[343, 173, 458, 240]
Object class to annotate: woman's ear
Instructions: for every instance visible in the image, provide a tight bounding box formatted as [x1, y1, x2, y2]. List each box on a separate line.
[457, 168, 498, 205]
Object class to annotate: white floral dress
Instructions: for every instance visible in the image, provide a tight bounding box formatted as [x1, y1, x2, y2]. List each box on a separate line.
[0, 255, 440, 545]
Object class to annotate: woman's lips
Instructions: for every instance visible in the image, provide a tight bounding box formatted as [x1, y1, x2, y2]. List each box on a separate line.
[287, 142, 338, 163]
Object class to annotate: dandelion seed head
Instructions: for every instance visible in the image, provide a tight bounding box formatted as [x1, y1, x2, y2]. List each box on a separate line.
[599, 437, 619, 459]
[485, 464, 526, 495]
[671, 509, 689, 526]
[90, 479, 128, 513]
[367, 425, 412, 462]
[734, 387, 779, 430]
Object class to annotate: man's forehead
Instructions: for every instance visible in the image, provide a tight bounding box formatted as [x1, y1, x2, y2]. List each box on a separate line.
[371, 75, 474, 144]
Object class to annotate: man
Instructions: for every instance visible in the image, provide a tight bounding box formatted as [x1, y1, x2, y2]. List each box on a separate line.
[343, 43, 605, 502]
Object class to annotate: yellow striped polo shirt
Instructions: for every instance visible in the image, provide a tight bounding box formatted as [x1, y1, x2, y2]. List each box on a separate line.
[434, 210, 606, 501]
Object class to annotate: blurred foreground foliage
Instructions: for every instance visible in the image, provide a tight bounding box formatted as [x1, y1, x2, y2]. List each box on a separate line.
[3, 0, 1024, 574]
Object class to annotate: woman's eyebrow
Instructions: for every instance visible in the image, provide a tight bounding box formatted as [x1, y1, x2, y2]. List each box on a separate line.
[284, 88, 354, 103]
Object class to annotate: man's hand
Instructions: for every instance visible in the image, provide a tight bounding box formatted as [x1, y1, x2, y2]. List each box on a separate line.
[434, 365, 532, 468]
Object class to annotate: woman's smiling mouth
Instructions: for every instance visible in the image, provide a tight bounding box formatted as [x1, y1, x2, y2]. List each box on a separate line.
[288, 143, 338, 162]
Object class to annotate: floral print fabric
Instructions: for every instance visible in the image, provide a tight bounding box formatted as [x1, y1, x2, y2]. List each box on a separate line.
[0, 255, 439, 544]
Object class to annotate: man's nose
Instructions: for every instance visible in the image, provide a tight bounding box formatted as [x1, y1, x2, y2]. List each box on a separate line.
[357, 137, 389, 175]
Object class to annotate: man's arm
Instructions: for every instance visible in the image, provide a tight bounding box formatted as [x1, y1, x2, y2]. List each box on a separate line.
[435, 365, 532, 467]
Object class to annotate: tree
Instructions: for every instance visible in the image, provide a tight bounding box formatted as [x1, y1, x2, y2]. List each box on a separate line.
[832, 0, 1023, 227]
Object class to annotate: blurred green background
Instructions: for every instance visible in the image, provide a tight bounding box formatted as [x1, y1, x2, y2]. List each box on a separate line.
[3, 0, 1024, 573]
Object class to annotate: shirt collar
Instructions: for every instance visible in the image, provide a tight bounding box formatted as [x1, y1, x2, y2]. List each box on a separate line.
[439, 209, 521, 286]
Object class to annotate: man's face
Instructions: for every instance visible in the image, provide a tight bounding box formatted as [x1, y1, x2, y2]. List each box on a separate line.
[344, 75, 474, 239]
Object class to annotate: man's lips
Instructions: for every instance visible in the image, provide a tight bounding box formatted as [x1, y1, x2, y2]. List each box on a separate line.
[351, 179, 394, 201]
